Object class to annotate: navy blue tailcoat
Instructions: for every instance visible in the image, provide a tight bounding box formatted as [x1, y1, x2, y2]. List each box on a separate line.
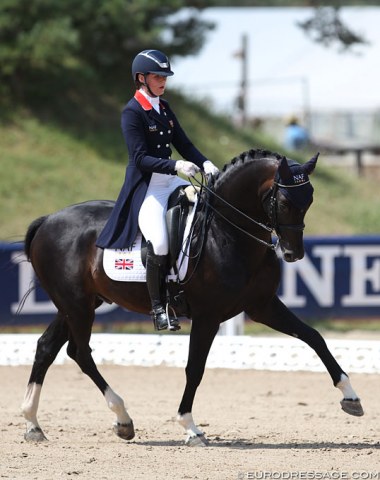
[96, 91, 208, 249]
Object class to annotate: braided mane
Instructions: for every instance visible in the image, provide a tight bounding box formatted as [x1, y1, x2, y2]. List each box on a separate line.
[214, 148, 283, 189]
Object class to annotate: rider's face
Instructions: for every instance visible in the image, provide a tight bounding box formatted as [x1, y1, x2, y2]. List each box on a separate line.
[140, 73, 167, 97]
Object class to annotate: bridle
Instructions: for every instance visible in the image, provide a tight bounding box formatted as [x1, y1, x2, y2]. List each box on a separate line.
[263, 173, 309, 241]
[178, 172, 308, 285]
[190, 172, 309, 251]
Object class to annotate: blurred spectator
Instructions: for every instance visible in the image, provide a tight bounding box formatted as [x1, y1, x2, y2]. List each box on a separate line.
[284, 115, 309, 150]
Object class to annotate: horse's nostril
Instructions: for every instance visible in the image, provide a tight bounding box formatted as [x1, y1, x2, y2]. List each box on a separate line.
[284, 252, 295, 262]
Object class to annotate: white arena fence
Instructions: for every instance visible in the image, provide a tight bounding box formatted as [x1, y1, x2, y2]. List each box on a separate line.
[1, 333, 379, 373]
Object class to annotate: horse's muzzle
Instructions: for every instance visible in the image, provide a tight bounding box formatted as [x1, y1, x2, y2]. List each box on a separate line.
[278, 236, 305, 262]
[277, 224, 305, 262]
[282, 249, 304, 263]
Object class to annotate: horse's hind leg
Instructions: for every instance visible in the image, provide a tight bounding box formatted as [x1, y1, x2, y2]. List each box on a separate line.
[64, 305, 134, 441]
[248, 296, 364, 416]
[22, 313, 69, 441]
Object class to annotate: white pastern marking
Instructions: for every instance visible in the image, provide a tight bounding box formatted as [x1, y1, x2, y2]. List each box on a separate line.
[177, 412, 204, 437]
[21, 383, 42, 431]
[336, 373, 359, 400]
[104, 387, 131, 424]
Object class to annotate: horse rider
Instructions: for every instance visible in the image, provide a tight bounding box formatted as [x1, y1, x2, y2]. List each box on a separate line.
[96, 49, 219, 331]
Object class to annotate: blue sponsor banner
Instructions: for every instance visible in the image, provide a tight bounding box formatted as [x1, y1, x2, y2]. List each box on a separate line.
[278, 235, 380, 319]
[0, 242, 148, 326]
[1, 236, 380, 325]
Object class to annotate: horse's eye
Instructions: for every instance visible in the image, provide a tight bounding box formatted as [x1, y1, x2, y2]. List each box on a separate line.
[278, 202, 290, 213]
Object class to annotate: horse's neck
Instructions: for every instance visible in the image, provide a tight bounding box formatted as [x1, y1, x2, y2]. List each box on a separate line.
[214, 159, 275, 216]
[198, 160, 275, 275]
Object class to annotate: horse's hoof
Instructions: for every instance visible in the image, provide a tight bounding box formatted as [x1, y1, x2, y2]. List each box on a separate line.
[185, 434, 208, 447]
[24, 427, 47, 442]
[113, 421, 135, 440]
[340, 398, 364, 417]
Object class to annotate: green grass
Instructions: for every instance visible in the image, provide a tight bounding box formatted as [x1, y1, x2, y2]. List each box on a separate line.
[1, 88, 380, 243]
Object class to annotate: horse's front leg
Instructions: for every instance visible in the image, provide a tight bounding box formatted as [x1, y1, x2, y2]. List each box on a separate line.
[336, 373, 364, 416]
[248, 296, 364, 417]
[177, 318, 220, 447]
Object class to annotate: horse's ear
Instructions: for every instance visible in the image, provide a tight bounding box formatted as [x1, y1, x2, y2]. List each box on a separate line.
[277, 155, 292, 181]
[303, 152, 319, 175]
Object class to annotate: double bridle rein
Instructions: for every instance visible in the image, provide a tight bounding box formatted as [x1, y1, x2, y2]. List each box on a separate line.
[191, 172, 308, 251]
[191, 175, 274, 250]
[178, 172, 308, 285]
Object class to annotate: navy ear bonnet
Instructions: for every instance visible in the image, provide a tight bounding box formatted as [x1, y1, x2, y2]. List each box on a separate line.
[275, 153, 319, 209]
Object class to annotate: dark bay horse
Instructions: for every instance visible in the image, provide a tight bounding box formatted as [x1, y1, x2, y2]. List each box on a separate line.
[21, 148, 363, 446]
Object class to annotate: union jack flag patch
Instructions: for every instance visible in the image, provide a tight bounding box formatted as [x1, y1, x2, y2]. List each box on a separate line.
[114, 258, 134, 270]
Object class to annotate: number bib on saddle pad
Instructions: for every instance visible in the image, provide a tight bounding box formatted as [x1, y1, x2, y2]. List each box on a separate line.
[102, 195, 198, 282]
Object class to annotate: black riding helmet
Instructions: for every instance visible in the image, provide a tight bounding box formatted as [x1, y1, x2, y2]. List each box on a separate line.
[132, 50, 174, 82]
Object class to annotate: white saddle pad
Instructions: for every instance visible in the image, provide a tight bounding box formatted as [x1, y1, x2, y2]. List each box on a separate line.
[103, 195, 198, 282]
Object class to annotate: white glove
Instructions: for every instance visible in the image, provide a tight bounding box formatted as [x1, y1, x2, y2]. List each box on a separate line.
[203, 160, 219, 175]
[175, 160, 200, 177]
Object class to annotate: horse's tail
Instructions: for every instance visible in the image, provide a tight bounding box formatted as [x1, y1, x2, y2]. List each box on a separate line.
[24, 216, 47, 261]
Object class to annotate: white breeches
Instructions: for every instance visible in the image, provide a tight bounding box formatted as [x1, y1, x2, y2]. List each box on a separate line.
[138, 173, 189, 255]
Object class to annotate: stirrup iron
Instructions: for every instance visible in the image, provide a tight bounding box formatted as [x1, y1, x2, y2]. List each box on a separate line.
[151, 305, 180, 332]
[166, 303, 181, 331]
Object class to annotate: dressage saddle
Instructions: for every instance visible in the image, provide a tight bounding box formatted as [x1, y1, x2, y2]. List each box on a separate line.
[141, 185, 199, 319]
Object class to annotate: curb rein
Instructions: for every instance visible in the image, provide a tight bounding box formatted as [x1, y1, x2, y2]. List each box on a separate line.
[176, 170, 308, 285]
[191, 174, 276, 251]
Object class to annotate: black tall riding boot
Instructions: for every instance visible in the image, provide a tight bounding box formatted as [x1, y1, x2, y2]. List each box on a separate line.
[146, 242, 180, 331]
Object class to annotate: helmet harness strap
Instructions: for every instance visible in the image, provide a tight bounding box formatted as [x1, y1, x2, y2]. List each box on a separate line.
[142, 74, 157, 98]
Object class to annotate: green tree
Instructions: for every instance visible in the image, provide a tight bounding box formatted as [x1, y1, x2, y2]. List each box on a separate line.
[297, 4, 369, 52]
[208, 1, 372, 51]
[0, 0, 214, 101]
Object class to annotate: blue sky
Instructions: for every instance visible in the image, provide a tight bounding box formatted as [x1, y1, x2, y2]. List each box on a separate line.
[169, 7, 380, 117]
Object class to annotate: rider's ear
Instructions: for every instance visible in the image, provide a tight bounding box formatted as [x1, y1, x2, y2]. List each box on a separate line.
[303, 152, 319, 175]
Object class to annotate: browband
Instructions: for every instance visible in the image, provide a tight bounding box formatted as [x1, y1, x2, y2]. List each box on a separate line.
[274, 180, 310, 188]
